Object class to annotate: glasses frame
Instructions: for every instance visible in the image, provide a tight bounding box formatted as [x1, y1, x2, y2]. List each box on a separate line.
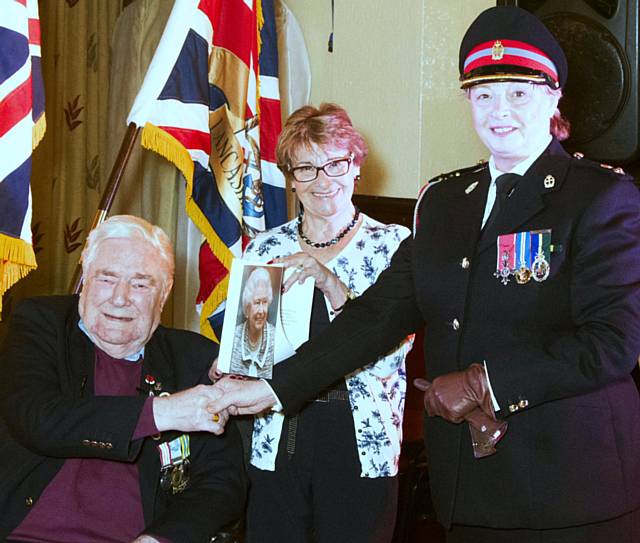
[289, 154, 354, 183]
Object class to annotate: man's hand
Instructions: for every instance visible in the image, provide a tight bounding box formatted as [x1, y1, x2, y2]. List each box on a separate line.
[207, 376, 277, 416]
[153, 385, 229, 434]
[415, 363, 491, 423]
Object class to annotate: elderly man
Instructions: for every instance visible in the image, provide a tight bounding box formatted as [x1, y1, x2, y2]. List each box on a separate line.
[0, 215, 245, 542]
[209, 7, 640, 543]
[229, 267, 276, 379]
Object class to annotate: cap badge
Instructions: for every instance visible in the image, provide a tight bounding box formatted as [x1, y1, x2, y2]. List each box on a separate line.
[491, 40, 505, 61]
[543, 174, 555, 189]
[465, 181, 479, 194]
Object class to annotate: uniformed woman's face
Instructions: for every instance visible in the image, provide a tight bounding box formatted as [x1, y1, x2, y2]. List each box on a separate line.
[469, 82, 559, 171]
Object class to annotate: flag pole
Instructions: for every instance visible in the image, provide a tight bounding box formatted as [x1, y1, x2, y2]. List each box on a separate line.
[69, 122, 141, 293]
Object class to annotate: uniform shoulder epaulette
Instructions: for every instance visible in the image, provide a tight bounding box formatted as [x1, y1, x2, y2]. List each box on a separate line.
[571, 151, 628, 177]
[427, 160, 488, 184]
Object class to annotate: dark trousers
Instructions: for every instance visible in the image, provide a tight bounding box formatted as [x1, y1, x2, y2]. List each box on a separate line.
[447, 507, 640, 543]
[245, 398, 398, 543]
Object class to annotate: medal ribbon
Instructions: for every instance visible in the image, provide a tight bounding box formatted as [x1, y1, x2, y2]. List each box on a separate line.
[495, 233, 517, 279]
[158, 435, 191, 468]
[516, 231, 531, 270]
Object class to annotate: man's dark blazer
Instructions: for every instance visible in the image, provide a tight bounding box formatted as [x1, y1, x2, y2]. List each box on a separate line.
[0, 295, 245, 542]
[269, 139, 640, 530]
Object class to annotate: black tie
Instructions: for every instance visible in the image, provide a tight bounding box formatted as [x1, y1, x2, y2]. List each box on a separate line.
[483, 173, 520, 232]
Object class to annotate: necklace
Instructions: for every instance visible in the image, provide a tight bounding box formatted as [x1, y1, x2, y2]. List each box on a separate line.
[297, 207, 360, 248]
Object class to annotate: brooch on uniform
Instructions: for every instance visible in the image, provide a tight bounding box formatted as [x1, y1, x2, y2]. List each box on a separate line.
[494, 229, 551, 284]
[159, 435, 191, 494]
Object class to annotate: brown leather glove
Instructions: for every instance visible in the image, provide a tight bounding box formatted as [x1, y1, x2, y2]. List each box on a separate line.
[414, 369, 508, 459]
[415, 363, 492, 423]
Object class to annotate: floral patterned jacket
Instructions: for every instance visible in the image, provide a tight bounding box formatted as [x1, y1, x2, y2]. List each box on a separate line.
[244, 214, 413, 478]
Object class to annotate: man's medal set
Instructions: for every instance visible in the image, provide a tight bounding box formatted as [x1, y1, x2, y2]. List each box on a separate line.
[494, 229, 552, 285]
[144, 374, 191, 495]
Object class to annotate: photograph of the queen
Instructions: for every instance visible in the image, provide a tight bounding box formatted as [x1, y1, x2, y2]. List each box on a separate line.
[229, 266, 278, 378]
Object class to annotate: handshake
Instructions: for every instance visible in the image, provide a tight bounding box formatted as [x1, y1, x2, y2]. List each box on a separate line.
[414, 364, 507, 458]
[152, 376, 277, 435]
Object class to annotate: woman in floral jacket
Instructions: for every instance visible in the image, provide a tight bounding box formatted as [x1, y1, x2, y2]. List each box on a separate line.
[242, 103, 413, 543]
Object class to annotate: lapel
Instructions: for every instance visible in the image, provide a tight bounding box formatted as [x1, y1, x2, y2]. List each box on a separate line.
[426, 166, 491, 261]
[66, 305, 96, 394]
[476, 139, 570, 254]
[139, 329, 177, 396]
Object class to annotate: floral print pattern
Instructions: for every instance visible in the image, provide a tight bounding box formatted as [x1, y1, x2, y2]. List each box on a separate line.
[246, 214, 413, 478]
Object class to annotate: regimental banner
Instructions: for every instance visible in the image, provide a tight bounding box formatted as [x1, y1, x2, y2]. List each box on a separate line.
[0, 0, 45, 316]
[127, 0, 286, 340]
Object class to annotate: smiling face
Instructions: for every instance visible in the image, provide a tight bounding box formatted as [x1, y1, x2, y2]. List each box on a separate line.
[78, 237, 171, 358]
[291, 143, 359, 221]
[245, 283, 270, 337]
[469, 82, 559, 171]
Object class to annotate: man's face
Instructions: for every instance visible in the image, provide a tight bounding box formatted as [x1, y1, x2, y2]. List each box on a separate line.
[245, 284, 270, 336]
[469, 82, 559, 171]
[78, 237, 171, 358]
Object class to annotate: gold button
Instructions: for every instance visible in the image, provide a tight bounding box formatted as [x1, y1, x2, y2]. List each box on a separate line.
[106, 443, 113, 449]
[461, 257, 470, 269]
[91, 441, 98, 447]
[82, 439, 90, 446]
[25, 497, 34, 507]
[518, 399, 529, 409]
[508, 404, 518, 413]
[452, 318, 460, 331]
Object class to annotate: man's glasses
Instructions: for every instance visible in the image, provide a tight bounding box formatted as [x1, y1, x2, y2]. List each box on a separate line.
[289, 155, 353, 183]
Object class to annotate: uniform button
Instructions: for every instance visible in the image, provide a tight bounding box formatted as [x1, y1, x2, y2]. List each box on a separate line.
[25, 497, 34, 507]
[91, 441, 98, 447]
[461, 257, 470, 269]
[82, 439, 90, 446]
[508, 404, 518, 413]
[452, 318, 460, 331]
[106, 443, 113, 449]
[518, 399, 529, 409]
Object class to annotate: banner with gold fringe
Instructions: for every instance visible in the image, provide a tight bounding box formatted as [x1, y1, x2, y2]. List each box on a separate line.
[127, 0, 286, 341]
[0, 0, 45, 317]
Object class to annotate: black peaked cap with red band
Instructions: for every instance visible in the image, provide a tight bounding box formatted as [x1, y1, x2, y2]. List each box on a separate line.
[459, 6, 567, 90]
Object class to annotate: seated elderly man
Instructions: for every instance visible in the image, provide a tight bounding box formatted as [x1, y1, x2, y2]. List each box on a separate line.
[0, 215, 245, 542]
[229, 267, 276, 379]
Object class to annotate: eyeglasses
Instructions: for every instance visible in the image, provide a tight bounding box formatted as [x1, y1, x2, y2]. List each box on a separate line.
[289, 155, 353, 183]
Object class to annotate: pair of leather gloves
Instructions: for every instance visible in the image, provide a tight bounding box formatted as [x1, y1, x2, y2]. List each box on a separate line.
[414, 364, 507, 458]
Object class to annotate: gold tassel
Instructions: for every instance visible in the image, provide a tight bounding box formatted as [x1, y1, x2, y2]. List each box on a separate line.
[140, 123, 194, 183]
[0, 235, 37, 318]
[32, 114, 46, 149]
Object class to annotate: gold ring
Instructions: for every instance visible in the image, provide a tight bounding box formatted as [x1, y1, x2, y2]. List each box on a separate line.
[212, 413, 220, 423]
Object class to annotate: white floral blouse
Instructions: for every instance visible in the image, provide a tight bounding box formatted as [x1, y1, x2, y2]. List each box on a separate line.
[244, 213, 413, 478]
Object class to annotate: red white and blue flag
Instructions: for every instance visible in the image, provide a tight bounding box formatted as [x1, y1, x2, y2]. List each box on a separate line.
[128, 0, 286, 341]
[0, 0, 44, 316]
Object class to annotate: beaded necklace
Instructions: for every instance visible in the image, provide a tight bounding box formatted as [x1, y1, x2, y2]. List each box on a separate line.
[297, 206, 360, 249]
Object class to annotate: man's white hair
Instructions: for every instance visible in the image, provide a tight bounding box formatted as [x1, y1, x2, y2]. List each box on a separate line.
[81, 215, 174, 291]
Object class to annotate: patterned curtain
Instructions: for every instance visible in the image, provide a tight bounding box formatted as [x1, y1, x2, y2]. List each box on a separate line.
[1, 0, 122, 330]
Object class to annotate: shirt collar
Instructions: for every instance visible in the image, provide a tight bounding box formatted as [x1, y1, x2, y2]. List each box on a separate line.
[78, 319, 145, 362]
[488, 134, 552, 182]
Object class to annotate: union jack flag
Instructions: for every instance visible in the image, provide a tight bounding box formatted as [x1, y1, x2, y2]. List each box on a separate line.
[128, 0, 286, 341]
[0, 0, 44, 317]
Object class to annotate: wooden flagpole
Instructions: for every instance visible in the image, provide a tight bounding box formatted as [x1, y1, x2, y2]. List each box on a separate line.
[69, 122, 141, 293]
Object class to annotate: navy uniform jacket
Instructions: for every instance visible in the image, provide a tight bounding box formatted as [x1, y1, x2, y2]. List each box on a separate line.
[0, 295, 246, 541]
[269, 139, 640, 529]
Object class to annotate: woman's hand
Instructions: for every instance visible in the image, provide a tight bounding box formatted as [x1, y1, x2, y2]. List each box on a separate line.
[273, 252, 351, 311]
